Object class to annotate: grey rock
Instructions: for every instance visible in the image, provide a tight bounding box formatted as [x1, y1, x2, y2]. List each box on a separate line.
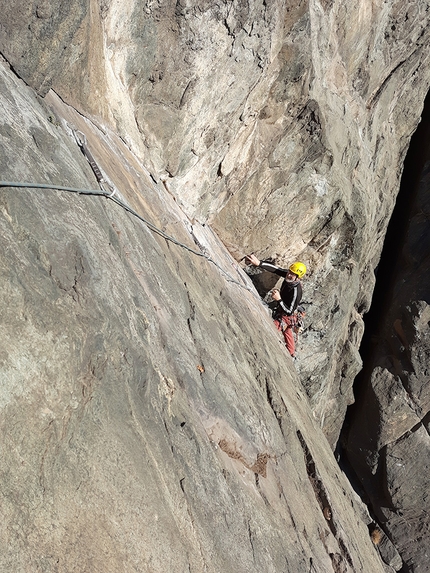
[0, 0, 430, 570]
[377, 533, 403, 571]
[345, 118, 430, 570]
[1, 0, 430, 449]
[0, 0, 88, 95]
[0, 61, 387, 573]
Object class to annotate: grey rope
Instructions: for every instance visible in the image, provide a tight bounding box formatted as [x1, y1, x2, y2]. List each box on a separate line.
[0, 180, 256, 294]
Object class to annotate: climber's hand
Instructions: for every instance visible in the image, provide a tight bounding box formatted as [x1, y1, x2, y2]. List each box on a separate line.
[271, 289, 281, 301]
[245, 254, 260, 266]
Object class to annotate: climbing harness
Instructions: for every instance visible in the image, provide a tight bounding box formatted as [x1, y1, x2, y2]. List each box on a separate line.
[295, 305, 306, 333]
[294, 305, 306, 346]
[273, 305, 306, 346]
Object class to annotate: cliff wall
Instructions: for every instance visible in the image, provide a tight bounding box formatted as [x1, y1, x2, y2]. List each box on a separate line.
[0, 0, 429, 571]
[0, 61, 386, 573]
[344, 93, 430, 572]
[1, 0, 429, 442]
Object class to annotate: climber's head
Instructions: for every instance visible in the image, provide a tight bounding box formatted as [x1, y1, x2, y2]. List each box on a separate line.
[288, 261, 307, 279]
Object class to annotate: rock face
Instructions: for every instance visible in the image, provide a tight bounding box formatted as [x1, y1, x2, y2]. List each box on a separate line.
[0, 61, 387, 573]
[344, 102, 430, 572]
[1, 0, 430, 446]
[0, 0, 429, 571]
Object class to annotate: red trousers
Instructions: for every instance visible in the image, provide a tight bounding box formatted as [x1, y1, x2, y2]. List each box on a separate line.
[274, 316, 295, 357]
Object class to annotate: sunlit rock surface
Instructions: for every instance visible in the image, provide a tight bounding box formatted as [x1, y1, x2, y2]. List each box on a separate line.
[0, 61, 387, 573]
[1, 0, 430, 444]
[0, 0, 430, 570]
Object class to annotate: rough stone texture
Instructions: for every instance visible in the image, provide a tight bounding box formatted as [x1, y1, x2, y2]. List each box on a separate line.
[1, 0, 430, 448]
[0, 60, 387, 573]
[1, 0, 430, 570]
[0, 0, 88, 95]
[212, 0, 430, 447]
[377, 533, 403, 572]
[345, 128, 430, 571]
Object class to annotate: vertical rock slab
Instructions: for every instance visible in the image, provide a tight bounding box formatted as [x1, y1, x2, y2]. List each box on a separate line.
[1, 0, 430, 567]
[214, 0, 430, 446]
[1, 0, 430, 450]
[0, 60, 389, 573]
[345, 105, 430, 571]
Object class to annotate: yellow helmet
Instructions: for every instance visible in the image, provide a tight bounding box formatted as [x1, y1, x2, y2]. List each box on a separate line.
[289, 261, 307, 278]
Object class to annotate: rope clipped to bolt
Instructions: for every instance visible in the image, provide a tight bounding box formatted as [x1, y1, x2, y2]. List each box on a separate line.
[0, 132, 256, 295]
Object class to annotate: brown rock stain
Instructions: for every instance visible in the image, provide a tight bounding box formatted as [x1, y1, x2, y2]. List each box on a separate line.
[218, 439, 270, 477]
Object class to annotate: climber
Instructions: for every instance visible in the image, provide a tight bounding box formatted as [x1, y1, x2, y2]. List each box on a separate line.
[245, 254, 306, 358]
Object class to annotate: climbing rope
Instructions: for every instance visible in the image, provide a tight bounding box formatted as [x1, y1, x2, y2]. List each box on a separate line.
[0, 180, 256, 295]
[1, 124, 262, 296]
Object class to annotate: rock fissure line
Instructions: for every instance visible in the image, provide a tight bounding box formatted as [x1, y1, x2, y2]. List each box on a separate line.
[340, 85, 430, 571]
[366, 47, 422, 109]
[297, 430, 356, 571]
